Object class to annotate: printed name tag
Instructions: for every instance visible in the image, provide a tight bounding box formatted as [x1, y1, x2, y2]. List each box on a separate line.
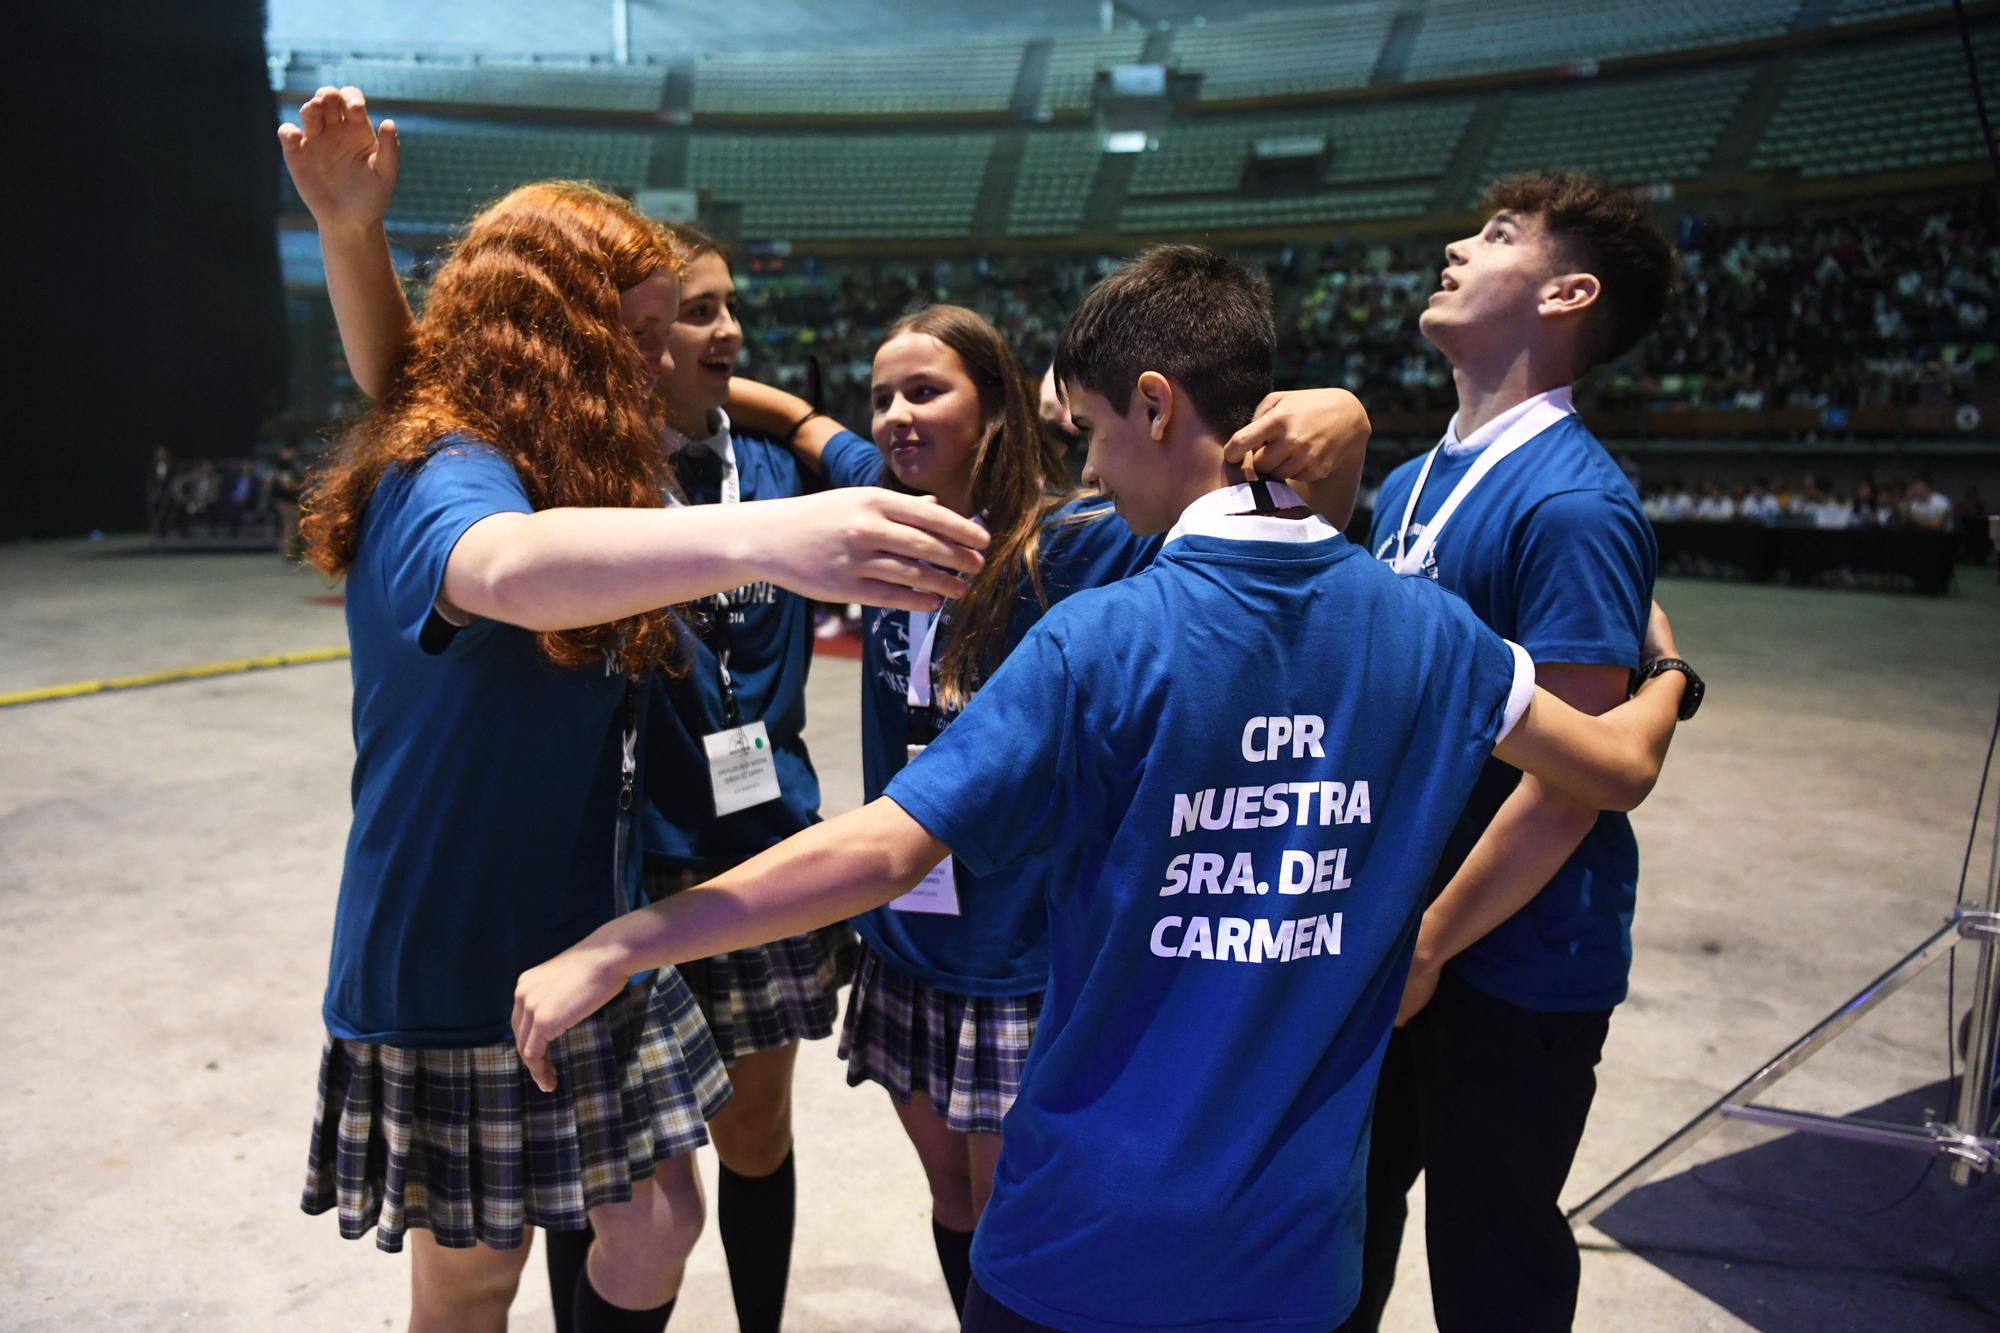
[702, 721, 783, 817]
[888, 742, 960, 916]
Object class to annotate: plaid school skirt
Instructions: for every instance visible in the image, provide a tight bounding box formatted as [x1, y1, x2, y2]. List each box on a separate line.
[301, 970, 732, 1253]
[641, 864, 857, 1066]
[838, 942, 1043, 1137]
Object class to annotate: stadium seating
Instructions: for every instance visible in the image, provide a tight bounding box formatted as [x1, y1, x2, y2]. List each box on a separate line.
[687, 133, 996, 238]
[691, 44, 1024, 115]
[300, 56, 665, 111]
[1131, 101, 1474, 198]
[1119, 184, 1439, 233]
[1471, 65, 1755, 203]
[1403, 0, 1799, 81]
[277, 119, 655, 227]
[1830, 0, 1953, 23]
[1040, 30, 1150, 110]
[1168, 6, 1393, 100]
[1008, 133, 1105, 236]
[1753, 26, 1999, 178]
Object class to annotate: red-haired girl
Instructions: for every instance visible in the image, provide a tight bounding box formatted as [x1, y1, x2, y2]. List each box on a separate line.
[280, 88, 984, 1333]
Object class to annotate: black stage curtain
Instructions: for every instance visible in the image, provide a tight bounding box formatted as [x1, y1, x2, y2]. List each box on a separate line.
[12, 1, 285, 540]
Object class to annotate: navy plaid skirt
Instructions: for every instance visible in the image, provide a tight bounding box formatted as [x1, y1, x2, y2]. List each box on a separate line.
[642, 864, 858, 1066]
[301, 970, 732, 1252]
[838, 942, 1042, 1137]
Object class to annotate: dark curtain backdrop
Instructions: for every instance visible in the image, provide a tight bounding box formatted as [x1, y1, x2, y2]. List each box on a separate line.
[12, 1, 285, 540]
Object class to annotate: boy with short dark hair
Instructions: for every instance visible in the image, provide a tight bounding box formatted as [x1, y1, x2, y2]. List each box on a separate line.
[1354, 171, 1684, 1332]
[510, 242, 1695, 1332]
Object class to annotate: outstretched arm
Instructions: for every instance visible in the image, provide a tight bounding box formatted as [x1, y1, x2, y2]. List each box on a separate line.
[276, 86, 413, 399]
[727, 376, 853, 475]
[441, 488, 987, 631]
[1221, 387, 1371, 529]
[514, 797, 941, 1089]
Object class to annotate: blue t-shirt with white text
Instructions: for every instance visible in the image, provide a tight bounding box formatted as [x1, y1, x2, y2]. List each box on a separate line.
[822, 427, 1160, 995]
[324, 438, 639, 1047]
[1369, 412, 1656, 1011]
[885, 522, 1527, 1331]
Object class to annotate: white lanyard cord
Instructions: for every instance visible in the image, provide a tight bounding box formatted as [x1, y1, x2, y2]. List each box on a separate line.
[907, 609, 942, 710]
[1390, 400, 1569, 575]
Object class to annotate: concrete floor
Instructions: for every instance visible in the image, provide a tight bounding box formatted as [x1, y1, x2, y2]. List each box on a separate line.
[1, 538, 1996, 1332]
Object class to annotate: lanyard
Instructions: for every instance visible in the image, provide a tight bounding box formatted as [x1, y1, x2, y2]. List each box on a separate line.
[905, 606, 946, 746]
[666, 417, 745, 724]
[610, 671, 641, 915]
[903, 511, 984, 741]
[1389, 396, 1571, 575]
[698, 596, 743, 728]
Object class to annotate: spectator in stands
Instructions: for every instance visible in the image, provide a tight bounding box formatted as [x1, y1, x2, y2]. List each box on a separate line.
[1693, 481, 1736, 522]
[1908, 477, 1954, 532]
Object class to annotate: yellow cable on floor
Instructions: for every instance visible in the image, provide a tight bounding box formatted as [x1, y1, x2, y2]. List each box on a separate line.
[0, 647, 350, 709]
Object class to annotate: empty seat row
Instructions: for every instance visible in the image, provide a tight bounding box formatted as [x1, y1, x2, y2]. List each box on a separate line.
[688, 133, 995, 238]
[1168, 6, 1394, 101]
[1752, 25, 1998, 178]
[1404, 0, 1798, 81]
[1131, 101, 1474, 197]
[693, 44, 1024, 115]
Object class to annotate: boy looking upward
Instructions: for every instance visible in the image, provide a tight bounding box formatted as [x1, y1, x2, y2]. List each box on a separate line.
[1356, 172, 1682, 1333]
[511, 245, 1695, 1333]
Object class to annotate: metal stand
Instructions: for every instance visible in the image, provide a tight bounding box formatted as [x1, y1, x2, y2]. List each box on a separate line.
[1570, 891, 2000, 1228]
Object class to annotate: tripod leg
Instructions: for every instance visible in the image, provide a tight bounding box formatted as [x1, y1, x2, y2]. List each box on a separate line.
[1567, 916, 1963, 1228]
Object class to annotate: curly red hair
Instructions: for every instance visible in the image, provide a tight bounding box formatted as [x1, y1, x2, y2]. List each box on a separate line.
[302, 181, 685, 676]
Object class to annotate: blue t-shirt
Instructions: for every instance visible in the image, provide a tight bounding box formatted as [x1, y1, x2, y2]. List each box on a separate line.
[885, 504, 1530, 1331]
[641, 430, 821, 870]
[822, 428, 1161, 995]
[325, 438, 638, 1047]
[1369, 411, 1656, 1012]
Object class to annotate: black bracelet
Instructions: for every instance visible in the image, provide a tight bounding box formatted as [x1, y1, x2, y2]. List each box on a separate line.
[783, 409, 823, 443]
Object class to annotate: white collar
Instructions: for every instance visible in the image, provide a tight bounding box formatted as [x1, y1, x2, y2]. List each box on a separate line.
[664, 408, 734, 461]
[1441, 385, 1574, 457]
[1163, 482, 1339, 547]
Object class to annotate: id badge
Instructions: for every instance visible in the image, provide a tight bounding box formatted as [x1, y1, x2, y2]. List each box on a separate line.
[702, 721, 783, 817]
[888, 742, 960, 916]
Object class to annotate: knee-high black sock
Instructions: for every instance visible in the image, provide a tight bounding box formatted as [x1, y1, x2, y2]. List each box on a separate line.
[545, 1222, 595, 1333]
[571, 1267, 676, 1333]
[718, 1149, 796, 1333]
[931, 1218, 974, 1316]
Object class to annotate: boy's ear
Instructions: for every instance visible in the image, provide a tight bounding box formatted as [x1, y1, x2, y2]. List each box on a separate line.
[1539, 271, 1601, 319]
[1135, 370, 1174, 442]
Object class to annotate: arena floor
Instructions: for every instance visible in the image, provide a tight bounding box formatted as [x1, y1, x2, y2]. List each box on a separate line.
[2, 539, 1997, 1332]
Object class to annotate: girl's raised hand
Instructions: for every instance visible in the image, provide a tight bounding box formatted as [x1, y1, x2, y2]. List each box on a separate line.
[276, 86, 400, 234]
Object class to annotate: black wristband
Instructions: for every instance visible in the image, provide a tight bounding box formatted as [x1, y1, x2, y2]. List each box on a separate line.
[782, 409, 823, 443]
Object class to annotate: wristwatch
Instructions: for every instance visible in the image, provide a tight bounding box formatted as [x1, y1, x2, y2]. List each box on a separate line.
[1631, 657, 1704, 720]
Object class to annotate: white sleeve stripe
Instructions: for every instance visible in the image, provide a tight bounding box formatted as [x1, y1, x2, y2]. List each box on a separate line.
[1496, 640, 1536, 744]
